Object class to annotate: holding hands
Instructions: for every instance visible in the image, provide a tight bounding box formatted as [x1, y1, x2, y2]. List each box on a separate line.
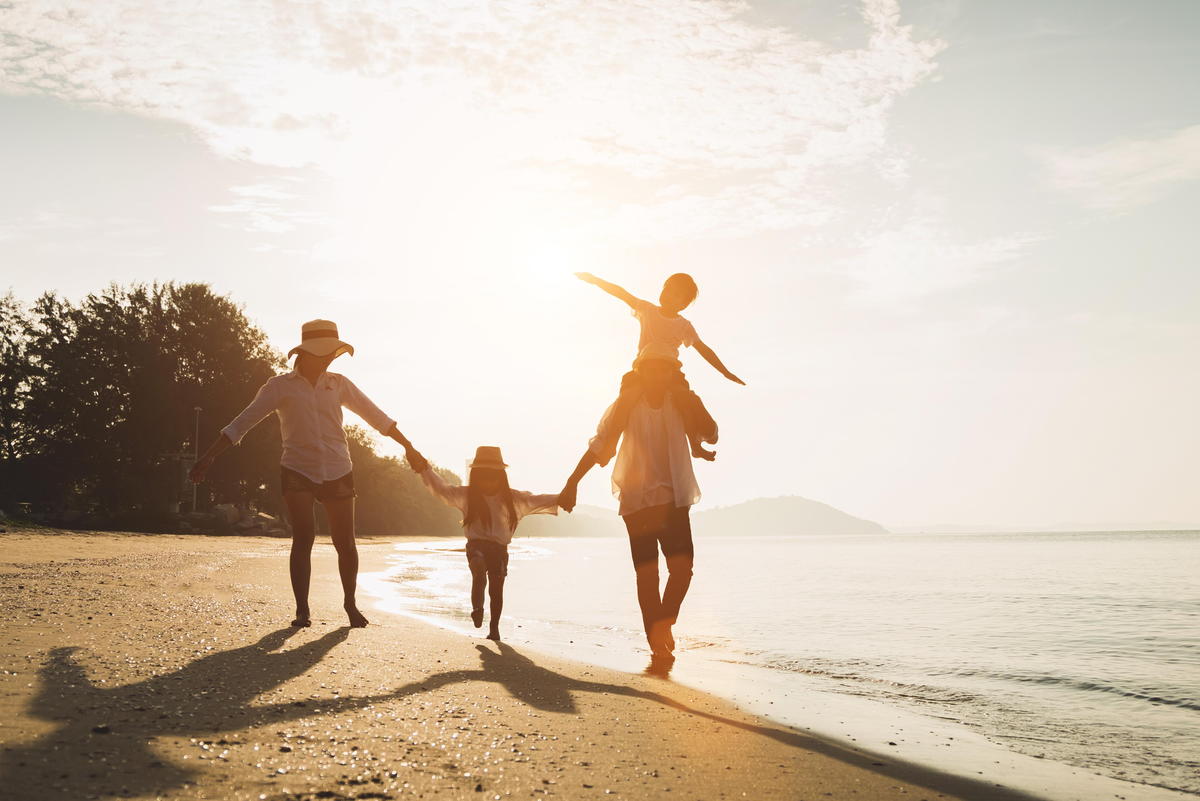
[557, 481, 578, 513]
[404, 444, 429, 475]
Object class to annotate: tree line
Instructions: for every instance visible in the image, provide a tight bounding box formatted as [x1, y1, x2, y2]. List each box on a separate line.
[0, 282, 461, 536]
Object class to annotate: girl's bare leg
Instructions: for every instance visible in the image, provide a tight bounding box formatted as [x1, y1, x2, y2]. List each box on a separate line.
[486, 571, 505, 641]
[469, 558, 487, 628]
[283, 491, 317, 626]
[324, 495, 368, 627]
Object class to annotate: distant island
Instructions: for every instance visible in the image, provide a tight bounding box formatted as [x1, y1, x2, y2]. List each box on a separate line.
[519, 496, 888, 538]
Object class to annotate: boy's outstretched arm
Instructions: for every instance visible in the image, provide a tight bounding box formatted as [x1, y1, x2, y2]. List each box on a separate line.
[694, 339, 746, 385]
[575, 272, 640, 309]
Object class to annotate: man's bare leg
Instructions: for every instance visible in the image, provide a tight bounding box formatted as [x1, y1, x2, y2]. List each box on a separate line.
[283, 491, 317, 627]
[324, 495, 368, 627]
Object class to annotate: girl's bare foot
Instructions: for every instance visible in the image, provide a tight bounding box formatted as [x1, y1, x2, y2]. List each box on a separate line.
[487, 627, 501, 641]
[291, 611, 312, 627]
[344, 604, 369, 628]
[471, 608, 484, 628]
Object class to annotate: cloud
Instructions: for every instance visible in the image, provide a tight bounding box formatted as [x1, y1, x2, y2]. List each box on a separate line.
[840, 209, 1037, 305]
[1043, 125, 1200, 211]
[0, 0, 943, 243]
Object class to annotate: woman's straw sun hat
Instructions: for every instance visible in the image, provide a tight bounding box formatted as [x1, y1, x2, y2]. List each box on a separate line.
[287, 319, 355, 359]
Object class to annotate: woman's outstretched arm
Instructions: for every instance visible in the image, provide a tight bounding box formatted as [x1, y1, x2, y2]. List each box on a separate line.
[189, 433, 231, 483]
[190, 379, 279, 482]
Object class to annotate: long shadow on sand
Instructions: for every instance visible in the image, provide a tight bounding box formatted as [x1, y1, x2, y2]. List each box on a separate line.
[3, 633, 1036, 801]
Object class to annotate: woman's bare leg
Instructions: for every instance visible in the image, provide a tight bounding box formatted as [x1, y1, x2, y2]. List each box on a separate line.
[283, 491, 317, 626]
[324, 495, 368, 627]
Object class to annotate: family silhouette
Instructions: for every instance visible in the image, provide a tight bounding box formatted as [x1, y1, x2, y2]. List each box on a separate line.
[189, 272, 746, 670]
[4, 631, 1030, 801]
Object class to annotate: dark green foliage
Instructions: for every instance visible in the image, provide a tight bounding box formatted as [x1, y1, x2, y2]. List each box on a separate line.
[0, 283, 461, 536]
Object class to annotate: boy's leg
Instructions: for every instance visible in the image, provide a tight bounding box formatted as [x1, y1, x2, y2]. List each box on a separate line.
[467, 545, 488, 628]
[593, 371, 644, 463]
[485, 546, 507, 641]
[324, 494, 368, 628]
[669, 371, 719, 460]
[283, 490, 317, 626]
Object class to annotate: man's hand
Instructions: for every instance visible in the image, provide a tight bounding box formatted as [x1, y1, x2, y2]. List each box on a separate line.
[558, 481, 578, 513]
[188, 456, 213, 484]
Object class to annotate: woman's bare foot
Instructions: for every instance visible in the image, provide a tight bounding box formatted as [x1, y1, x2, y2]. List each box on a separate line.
[344, 604, 369, 628]
[471, 608, 484, 628]
[291, 610, 312, 627]
[487, 627, 501, 641]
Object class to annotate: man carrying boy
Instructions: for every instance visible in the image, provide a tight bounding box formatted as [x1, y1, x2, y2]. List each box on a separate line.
[575, 271, 743, 461]
[559, 359, 707, 671]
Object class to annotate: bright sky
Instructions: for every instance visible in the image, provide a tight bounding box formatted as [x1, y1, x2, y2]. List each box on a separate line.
[2, 0, 1198, 529]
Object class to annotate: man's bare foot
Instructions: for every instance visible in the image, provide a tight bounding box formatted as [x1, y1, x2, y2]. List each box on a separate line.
[648, 621, 675, 656]
[344, 604, 369, 628]
[645, 653, 675, 677]
[471, 608, 484, 628]
[691, 443, 716, 461]
[291, 611, 312, 627]
[487, 628, 501, 641]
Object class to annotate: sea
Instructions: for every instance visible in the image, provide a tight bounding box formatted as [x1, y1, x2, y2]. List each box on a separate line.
[361, 530, 1200, 800]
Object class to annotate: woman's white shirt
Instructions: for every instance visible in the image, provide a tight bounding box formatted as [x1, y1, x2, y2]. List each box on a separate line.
[221, 370, 396, 483]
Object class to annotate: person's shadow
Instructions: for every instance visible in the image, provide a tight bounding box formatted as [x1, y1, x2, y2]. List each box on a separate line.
[3, 627, 365, 799]
[5, 634, 1036, 801]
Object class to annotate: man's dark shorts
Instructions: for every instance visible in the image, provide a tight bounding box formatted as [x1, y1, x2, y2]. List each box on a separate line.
[623, 503, 694, 567]
[466, 538, 509, 578]
[280, 467, 356, 502]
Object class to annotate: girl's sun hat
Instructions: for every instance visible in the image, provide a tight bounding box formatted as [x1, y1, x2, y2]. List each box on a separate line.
[287, 319, 355, 359]
[468, 446, 508, 471]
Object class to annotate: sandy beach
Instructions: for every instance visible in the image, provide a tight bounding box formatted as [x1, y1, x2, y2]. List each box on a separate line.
[0, 530, 1041, 801]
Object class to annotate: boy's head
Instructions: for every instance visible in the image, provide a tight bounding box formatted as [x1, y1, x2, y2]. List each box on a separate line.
[659, 273, 698, 313]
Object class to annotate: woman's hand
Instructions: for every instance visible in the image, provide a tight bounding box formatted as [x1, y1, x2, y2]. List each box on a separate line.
[188, 456, 213, 484]
[574, 271, 598, 285]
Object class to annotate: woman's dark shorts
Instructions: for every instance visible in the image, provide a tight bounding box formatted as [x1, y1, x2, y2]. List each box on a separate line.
[280, 467, 356, 502]
[466, 538, 509, 577]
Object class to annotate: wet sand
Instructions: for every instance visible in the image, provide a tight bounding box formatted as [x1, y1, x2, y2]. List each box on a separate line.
[0, 530, 1041, 801]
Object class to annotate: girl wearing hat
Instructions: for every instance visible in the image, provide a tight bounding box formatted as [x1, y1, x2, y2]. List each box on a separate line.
[402, 444, 561, 641]
[190, 319, 417, 629]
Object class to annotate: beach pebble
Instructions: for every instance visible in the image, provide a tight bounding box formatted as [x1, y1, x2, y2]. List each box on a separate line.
[91, 724, 111, 734]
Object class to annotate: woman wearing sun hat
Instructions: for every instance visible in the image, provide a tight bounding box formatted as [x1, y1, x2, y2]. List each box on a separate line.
[190, 319, 418, 628]
[402, 443, 563, 641]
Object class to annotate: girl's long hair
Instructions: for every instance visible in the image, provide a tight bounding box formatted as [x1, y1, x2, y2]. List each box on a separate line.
[463, 468, 518, 533]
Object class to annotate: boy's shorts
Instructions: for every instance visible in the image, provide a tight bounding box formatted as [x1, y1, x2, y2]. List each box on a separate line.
[466, 538, 509, 577]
